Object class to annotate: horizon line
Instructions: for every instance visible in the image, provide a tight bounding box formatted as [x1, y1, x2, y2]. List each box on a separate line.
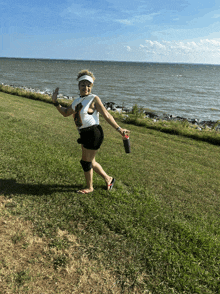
[1, 56, 220, 67]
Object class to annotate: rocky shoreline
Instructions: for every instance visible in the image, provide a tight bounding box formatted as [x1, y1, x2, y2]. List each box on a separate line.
[103, 103, 220, 132]
[1, 83, 220, 131]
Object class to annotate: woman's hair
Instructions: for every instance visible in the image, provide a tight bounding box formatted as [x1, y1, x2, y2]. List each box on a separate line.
[77, 69, 95, 82]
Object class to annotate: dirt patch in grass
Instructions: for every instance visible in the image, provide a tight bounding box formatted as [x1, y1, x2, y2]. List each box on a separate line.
[0, 196, 123, 293]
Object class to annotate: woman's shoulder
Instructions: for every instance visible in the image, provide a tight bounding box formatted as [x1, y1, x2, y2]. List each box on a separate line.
[88, 94, 99, 102]
[94, 95, 101, 103]
[90, 93, 97, 99]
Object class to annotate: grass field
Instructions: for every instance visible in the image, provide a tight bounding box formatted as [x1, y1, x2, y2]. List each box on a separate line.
[0, 91, 220, 293]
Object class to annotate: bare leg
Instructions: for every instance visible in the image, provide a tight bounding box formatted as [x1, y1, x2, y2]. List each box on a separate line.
[78, 146, 113, 193]
[92, 159, 113, 189]
[78, 147, 96, 193]
[83, 169, 94, 192]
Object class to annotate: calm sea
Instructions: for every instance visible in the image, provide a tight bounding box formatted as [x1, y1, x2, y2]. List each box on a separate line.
[1, 58, 220, 121]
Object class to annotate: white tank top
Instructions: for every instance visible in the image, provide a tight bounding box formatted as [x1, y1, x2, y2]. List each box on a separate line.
[71, 94, 99, 130]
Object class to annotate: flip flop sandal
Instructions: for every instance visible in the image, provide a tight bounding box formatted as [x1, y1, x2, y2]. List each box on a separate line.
[107, 178, 115, 191]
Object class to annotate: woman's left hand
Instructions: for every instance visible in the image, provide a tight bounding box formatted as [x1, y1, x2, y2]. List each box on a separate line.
[119, 128, 130, 137]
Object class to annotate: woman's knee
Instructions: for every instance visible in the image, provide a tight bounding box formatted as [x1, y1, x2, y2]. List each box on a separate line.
[80, 160, 92, 172]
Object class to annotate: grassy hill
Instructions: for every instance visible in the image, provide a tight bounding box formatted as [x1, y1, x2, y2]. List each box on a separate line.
[0, 91, 220, 293]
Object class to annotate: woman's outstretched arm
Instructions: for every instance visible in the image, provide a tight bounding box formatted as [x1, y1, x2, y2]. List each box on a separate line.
[94, 96, 130, 136]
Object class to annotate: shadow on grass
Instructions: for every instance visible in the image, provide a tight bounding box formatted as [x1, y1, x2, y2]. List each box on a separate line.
[0, 179, 81, 197]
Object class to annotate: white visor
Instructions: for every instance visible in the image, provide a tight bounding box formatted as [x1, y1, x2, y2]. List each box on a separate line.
[78, 75, 94, 84]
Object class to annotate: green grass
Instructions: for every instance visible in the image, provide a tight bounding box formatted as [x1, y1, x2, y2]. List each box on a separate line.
[1, 91, 220, 293]
[0, 84, 70, 107]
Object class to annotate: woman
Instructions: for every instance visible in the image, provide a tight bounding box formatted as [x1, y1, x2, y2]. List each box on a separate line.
[52, 69, 130, 194]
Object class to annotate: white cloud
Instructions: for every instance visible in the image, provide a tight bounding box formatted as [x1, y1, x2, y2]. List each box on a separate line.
[126, 46, 132, 52]
[212, 14, 220, 19]
[60, 3, 99, 19]
[118, 19, 132, 25]
[116, 12, 160, 26]
[144, 40, 166, 49]
[137, 38, 220, 63]
[140, 39, 220, 56]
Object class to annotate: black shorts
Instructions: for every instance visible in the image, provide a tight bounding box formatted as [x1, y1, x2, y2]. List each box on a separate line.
[77, 125, 104, 150]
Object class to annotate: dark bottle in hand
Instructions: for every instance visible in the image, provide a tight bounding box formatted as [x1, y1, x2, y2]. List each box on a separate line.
[123, 135, 131, 153]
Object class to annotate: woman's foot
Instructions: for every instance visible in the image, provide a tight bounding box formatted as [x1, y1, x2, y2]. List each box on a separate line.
[77, 188, 94, 194]
[106, 177, 115, 191]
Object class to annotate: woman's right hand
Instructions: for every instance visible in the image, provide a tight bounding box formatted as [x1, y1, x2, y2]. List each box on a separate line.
[52, 87, 59, 104]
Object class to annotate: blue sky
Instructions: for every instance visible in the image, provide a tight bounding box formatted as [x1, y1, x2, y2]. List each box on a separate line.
[1, 0, 220, 64]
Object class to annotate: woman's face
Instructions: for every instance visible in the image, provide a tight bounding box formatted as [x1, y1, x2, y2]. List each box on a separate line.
[79, 80, 93, 96]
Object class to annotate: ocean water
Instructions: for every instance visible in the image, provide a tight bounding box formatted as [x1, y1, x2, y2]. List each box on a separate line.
[1, 58, 220, 121]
